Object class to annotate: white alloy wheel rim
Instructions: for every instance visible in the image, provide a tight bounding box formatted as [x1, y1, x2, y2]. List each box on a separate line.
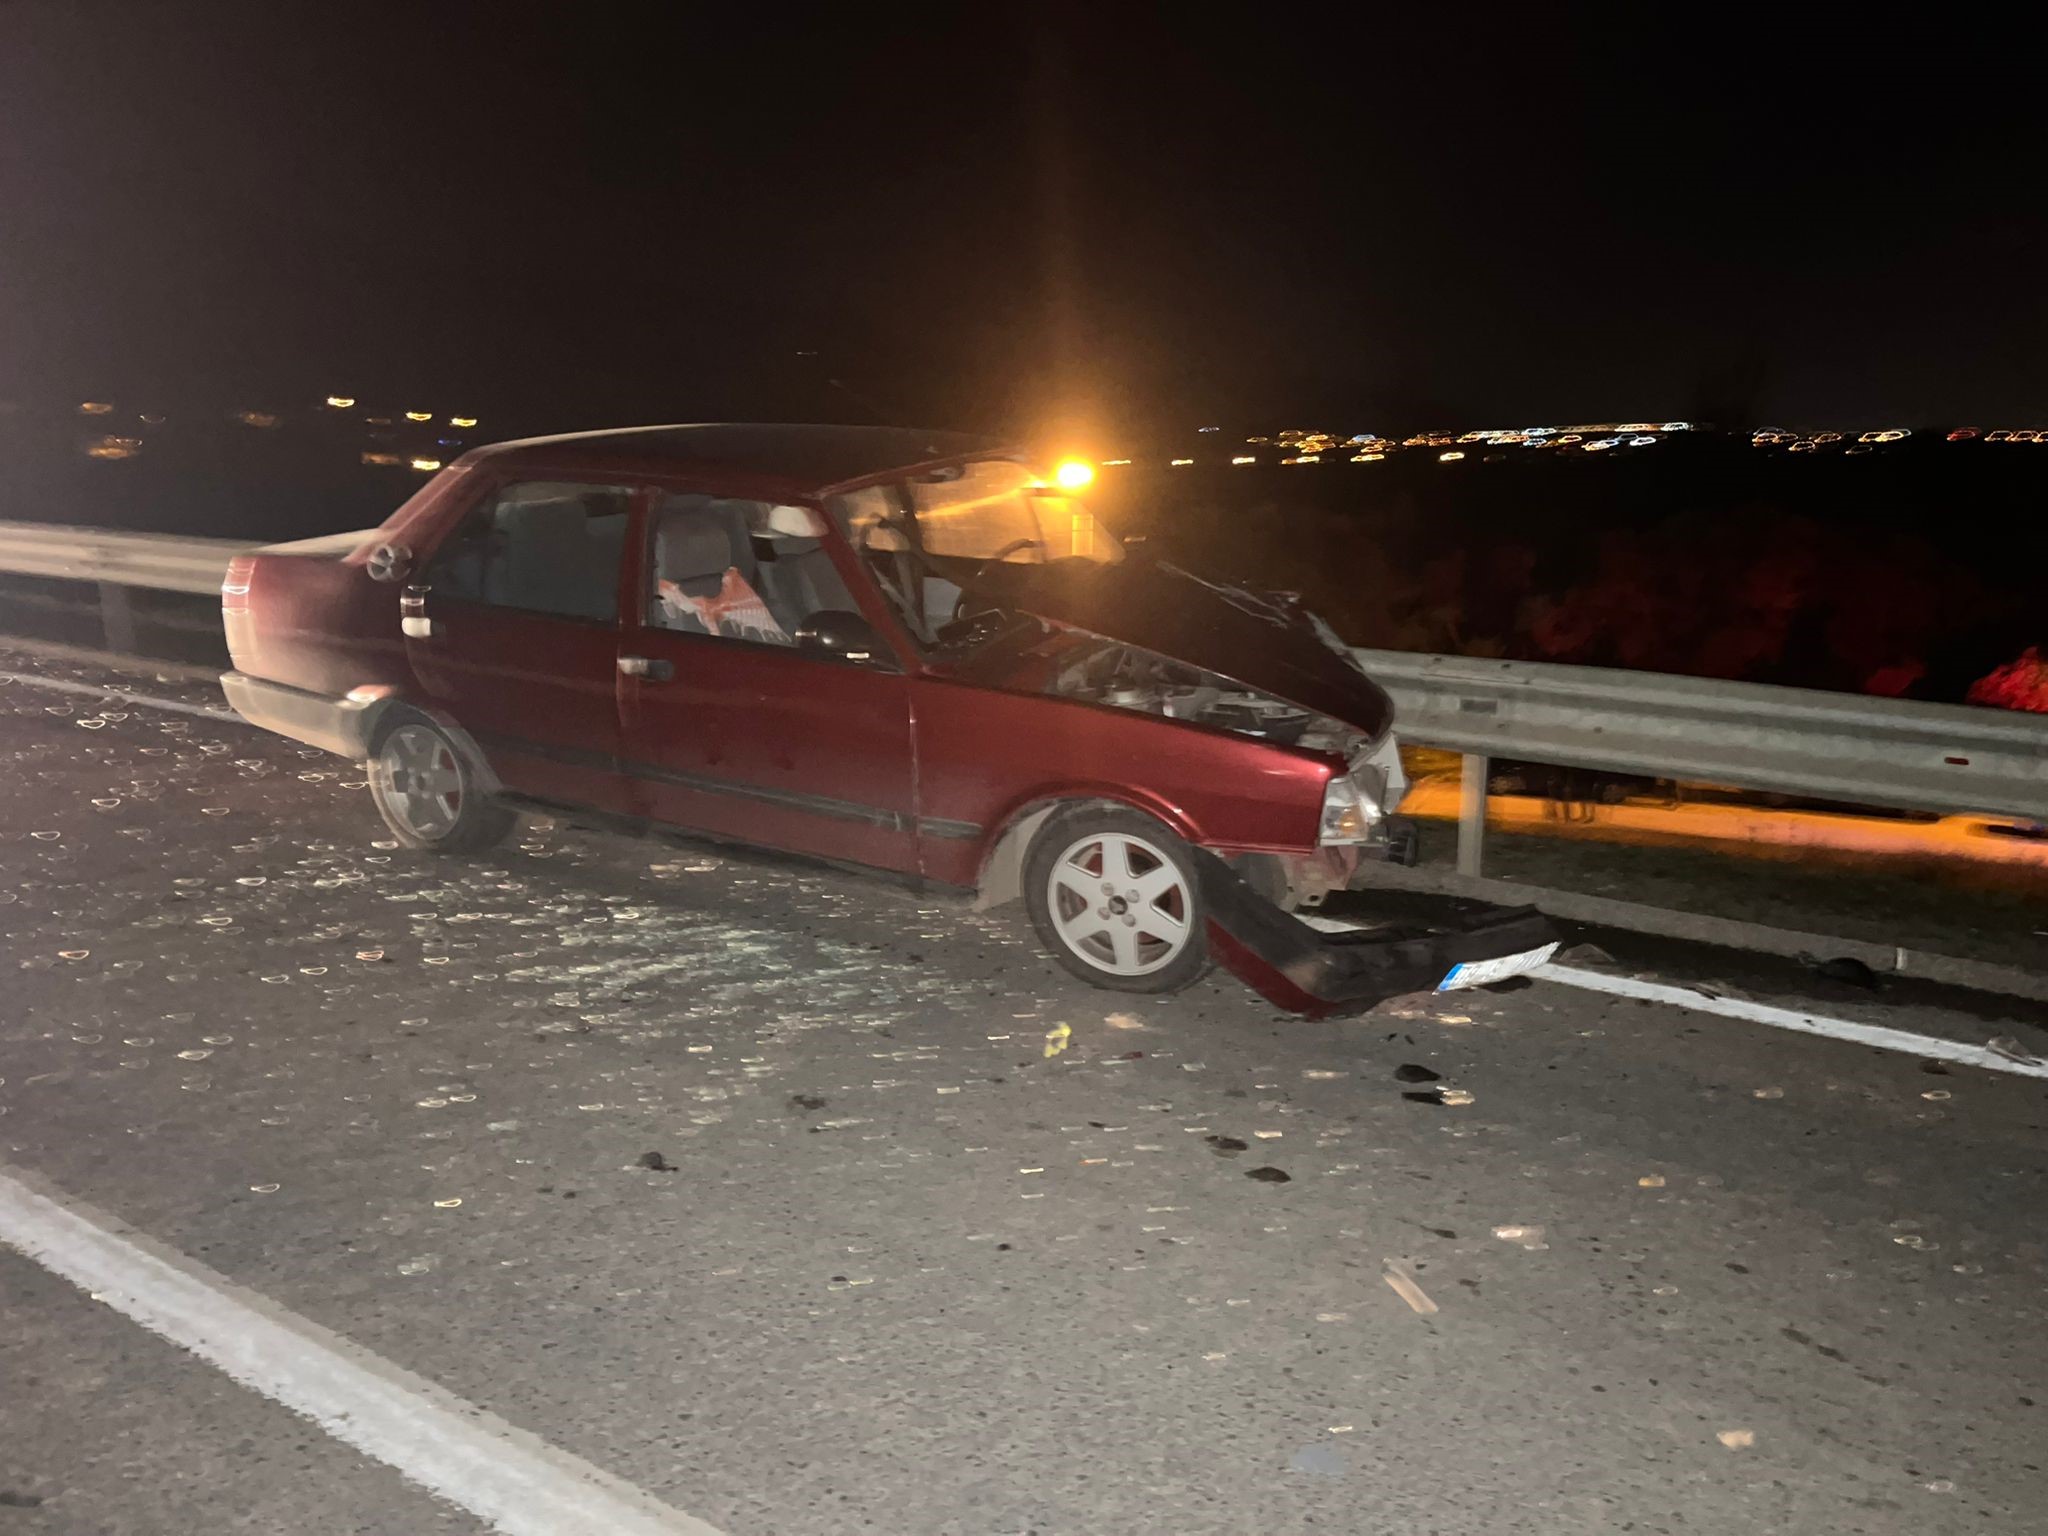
[1045, 830, 1192, 976]
[377, 725, 465, 839]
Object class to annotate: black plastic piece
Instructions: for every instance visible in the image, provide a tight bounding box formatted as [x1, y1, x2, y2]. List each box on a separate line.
[1194, 849, 1558, 1017]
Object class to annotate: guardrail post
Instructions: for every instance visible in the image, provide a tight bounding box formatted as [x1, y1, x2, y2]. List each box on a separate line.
[1458, 752, 1489, 877]
[97, 582, 137, 654]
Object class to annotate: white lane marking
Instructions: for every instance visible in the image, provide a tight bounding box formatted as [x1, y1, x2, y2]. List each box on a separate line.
[0, 1165, 728, 1536]
[1536, 963, 2048, 1080]
[0, 667, 240, 723]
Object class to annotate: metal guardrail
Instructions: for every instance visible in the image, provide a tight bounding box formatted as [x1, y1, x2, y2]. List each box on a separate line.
[0, 520, 363, 652]
[0, 520, 251, 594]
[0, 519, 2042, 883]
[1353, 648, 2048, 875]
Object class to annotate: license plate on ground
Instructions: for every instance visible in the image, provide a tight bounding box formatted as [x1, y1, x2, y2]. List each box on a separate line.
[1437, 942, 1559, 992]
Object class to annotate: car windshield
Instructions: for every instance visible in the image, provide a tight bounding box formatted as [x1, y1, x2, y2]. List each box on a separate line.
[830, 458, 1125, 645]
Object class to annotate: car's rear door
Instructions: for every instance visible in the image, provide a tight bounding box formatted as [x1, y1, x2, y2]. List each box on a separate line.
[403, 475, 640, 813]
[616, 488, 917, 873]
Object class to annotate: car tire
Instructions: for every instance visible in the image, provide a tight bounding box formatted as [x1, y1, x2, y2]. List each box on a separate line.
[1024, 805, 1209, 994]
[366, 710, 517, 853]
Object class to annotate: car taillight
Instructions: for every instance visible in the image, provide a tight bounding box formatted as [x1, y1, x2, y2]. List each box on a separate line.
[221, 554, 255, 608]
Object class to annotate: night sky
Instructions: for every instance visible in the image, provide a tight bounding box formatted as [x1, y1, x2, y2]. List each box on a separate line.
[3, 4, 2043, 448]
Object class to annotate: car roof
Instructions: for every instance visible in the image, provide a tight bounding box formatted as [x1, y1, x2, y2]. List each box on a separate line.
[455, 422, 1010, 498]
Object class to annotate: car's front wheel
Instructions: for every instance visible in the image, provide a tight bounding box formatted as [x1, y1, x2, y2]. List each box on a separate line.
[1024, 806, 1208, 993]
[367, 712, 517, 853]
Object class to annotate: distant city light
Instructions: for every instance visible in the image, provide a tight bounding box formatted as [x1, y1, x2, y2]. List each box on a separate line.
[365, 415, 392, 426]
[1101, 458, 1133, 466]
[83, 435, 141, 460]
[1281, 454, 1321, 465]
[1230, 455, 1257, 465]
[1197, 426, 1220, 433]
[1439, 450, 1465, 462]
[409, 456, 443, 472]
[404, 411, 432, 422]
[78, 401, 113, 415]
[234, 410, 281, 430]
[325, 395, 355, 409]
[139, 413, 165, 425]
[1170, 458, 1194, 466]
[450, 415, 478, 428]
[361, 450, 404, 467]
[1053, 459, 1095, 489]
[1352, 452, 1385, 462]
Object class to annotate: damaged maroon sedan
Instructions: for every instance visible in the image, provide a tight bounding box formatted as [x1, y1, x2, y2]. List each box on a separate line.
[221, 424, 1553, 1012]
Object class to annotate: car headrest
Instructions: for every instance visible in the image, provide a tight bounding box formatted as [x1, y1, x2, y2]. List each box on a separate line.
[657, 515, 739, 583]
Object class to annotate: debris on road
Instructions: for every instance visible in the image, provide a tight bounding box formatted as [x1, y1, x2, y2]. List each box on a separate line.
[637, 1151, 676, 1172]
[1812, 955, 1880, 988]
[1103, 1012, 1144, 1030]
[1986, 1036, 2046, 1067]
[1244, 1166, 1291, 1183]
[1753, 1086, 1785, 1100]
[1716, 1429, 1755, 1450]
[1287, 1443, 1349, 1477]
[1043, 1022, 1072, 1058]
[1205, 1135, 1249, 1156]
[1638, 1175, 1667, 1188]
[1493, 1224, 1548, 1250]
[1393, 1063, 1441, 1083]
[1382, 1260, 1439, 1315]
[1403, 1086, 1474, 1106]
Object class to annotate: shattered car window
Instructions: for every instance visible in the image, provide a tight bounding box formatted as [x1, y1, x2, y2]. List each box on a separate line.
[830, 460, 1124, 642]
[905, 460, 1124, 564]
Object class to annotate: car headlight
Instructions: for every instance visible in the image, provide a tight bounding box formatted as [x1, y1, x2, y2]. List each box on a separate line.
[1318, 773, 1382, 845]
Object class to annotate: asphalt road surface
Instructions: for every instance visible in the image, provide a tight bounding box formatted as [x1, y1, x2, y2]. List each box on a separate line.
[1, 649, 2044, 1535]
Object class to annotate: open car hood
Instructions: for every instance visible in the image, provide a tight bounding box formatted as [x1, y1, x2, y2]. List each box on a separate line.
[973, 557, 1394, 739]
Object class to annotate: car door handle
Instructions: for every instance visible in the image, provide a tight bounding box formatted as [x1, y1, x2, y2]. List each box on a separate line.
[618, 655, 675, 681]
[400, 584, 436, 639]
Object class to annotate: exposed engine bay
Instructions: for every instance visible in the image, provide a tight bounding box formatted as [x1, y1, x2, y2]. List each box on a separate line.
[1038, 633, 1414, 906]
[1044, 637, 1370, 758]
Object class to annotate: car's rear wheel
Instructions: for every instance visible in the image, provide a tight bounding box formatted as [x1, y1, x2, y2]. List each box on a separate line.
[367, 713, 516, 853]
[1024, 806, 1208, 993]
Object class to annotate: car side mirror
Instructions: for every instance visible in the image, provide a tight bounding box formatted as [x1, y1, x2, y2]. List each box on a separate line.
[795, 610, 890, 667]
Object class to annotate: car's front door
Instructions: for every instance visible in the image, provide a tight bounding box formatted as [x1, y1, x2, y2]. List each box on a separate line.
[403, 476, 639, 813]
[617, 490, 917, 873]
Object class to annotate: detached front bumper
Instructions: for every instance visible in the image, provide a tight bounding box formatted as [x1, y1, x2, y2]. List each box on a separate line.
[1195, 850, 1558, 1018]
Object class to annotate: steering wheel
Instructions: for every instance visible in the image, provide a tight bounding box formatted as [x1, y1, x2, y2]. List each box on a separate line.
[958, 537, 1046, 597]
